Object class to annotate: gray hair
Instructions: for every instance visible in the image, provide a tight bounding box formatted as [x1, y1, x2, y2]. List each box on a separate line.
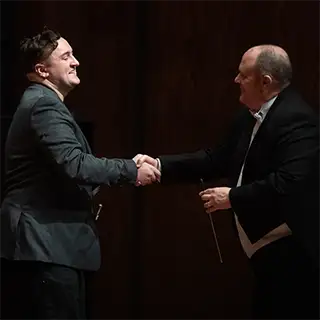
[254, 46, 292, 89]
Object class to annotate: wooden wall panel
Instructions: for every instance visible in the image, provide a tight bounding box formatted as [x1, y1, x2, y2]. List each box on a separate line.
[141, 2, 253, 318]
[1, 1, 318, 319]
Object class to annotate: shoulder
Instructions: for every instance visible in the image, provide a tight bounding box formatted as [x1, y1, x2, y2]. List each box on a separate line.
[271, 86, 318, 128]
[26, 84, 72, 118]
[19, 83, 63, 111]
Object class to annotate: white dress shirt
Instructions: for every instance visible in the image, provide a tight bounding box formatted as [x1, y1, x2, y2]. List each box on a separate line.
[234, 96, 292, 258]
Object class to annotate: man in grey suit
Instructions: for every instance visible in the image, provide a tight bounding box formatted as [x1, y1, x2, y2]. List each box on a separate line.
[0, 27, 160, 319]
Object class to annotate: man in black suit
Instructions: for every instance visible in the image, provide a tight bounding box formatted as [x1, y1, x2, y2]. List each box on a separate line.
[135, 45, 319, 319]
[0, 27, 160, 319]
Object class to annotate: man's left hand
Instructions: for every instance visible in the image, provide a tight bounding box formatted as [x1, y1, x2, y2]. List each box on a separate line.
[199, 187, 231, 213]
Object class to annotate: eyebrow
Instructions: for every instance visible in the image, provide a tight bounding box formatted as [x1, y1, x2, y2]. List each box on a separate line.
[59, 51, 72, 58]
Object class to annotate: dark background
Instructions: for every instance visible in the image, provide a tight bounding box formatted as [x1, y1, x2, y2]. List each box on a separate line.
[1, 1, 319, 319]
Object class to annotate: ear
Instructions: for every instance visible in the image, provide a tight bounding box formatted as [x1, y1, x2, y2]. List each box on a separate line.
[262, 74, 272, 87]
[34, 63, 49, 78]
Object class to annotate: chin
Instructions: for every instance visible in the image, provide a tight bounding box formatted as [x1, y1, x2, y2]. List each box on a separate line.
[239, 94, 246, 104]
[72, 78, 80, 86]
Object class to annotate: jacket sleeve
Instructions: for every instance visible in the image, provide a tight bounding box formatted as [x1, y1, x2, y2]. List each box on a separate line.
[159, 146, 231, 184]
[159, 111, 244, 183]
[30, 96, 137, 186]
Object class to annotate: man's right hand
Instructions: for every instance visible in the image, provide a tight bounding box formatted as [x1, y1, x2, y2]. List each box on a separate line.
[136, 162, 161, 186]
[133, 154, 158, 169]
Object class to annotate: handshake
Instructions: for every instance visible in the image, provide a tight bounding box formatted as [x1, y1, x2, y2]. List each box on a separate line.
[131, 153, 232, 213]
[132, 154, 160, 186]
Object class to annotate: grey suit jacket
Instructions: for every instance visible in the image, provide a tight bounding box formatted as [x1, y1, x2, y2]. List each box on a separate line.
[0, 83, 137, 271]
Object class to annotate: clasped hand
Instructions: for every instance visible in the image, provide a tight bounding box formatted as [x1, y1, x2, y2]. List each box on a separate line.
[132, 154, 160, 186]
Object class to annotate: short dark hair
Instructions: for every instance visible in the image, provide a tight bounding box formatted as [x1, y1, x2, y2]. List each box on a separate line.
[20, 26, 61, 74]
[255, 48, 292, 89]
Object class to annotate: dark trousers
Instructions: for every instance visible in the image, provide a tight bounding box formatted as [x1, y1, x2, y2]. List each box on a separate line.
[250, 236, 319, 319]
[1, 259, 88, 319]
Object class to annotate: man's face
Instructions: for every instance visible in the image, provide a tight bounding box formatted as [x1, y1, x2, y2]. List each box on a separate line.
[43, 37, 80, 93]
[234, 51, 264, 110]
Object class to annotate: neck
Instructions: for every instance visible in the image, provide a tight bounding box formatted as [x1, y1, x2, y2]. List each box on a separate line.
[264, 89, 280, 103]
[249, 88, 281, 112]
[43, 80, 67, 101]
[27, 73, 67, 101]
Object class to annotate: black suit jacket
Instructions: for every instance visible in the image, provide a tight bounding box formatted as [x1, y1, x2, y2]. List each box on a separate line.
[159, 86, 319, 268]
[0, 83, 137, 271]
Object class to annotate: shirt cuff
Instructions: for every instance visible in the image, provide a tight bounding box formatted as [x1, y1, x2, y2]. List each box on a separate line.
[156, 158, 161, 171]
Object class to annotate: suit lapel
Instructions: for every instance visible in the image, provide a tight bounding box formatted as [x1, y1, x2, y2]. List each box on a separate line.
[247, 92, 283, 155]
[58, 106, 92, 154]
[34, 84, 93, 154]
[239, 113, 257, 152]
[72, 121, 92, 154]
[231, 113, 256, 184]
[34, 83, 93, 154]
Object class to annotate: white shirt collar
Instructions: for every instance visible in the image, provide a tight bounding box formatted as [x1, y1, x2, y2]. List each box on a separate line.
[250, 95, 278, 123]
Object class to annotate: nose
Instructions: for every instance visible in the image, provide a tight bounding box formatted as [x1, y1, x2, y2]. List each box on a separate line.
[234, 74, 240, 83]
[71, 55, 80, 67]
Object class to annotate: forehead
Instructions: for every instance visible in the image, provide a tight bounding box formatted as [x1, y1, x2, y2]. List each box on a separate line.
[51, 38, 73, 57]
[239, 51, 257, 72]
